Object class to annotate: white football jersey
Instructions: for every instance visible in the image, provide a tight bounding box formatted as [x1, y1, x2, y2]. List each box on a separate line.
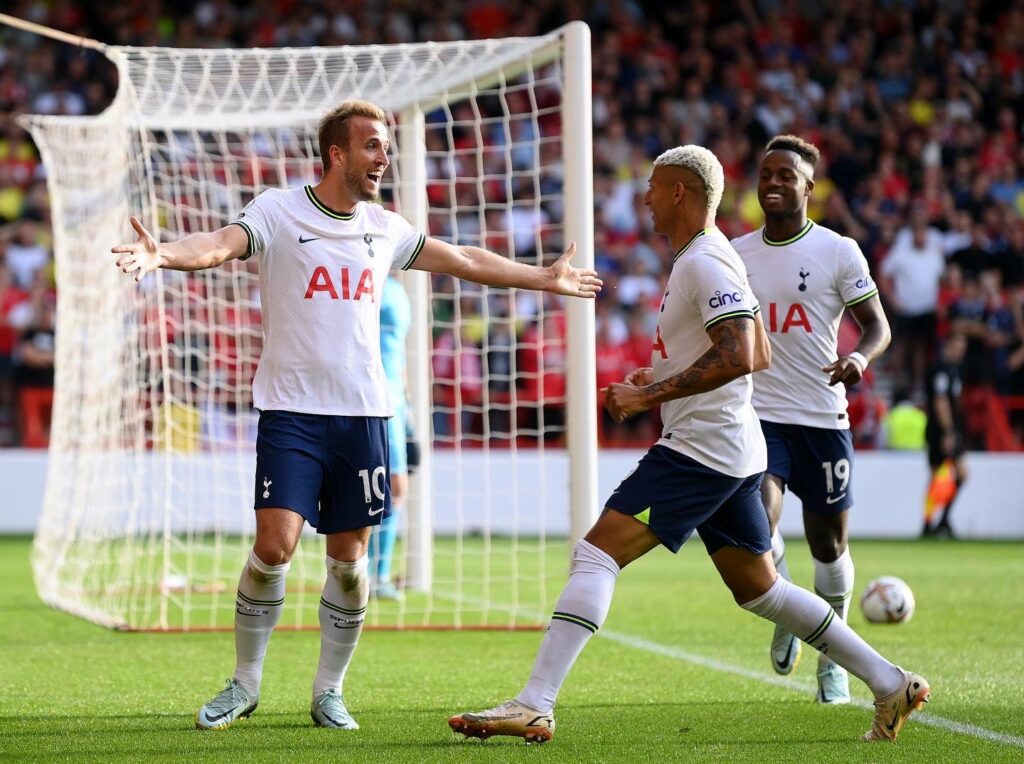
[652, 228, 766, 479]
[232, 186, 425, 416]
[732, 221, 878, 429]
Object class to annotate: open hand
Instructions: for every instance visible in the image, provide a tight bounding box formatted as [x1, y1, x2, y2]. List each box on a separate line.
[548, 242, 603, 298]
[112, 216, 164, 283]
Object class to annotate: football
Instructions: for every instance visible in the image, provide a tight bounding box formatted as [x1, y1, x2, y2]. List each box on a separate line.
[860, 576, 916, 624]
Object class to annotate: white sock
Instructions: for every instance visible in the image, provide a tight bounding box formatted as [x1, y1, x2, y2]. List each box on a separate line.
[771, 527, 792, 582]
[313, 554, 369, 699]
[813, 548, 855, 669]
[516, 540, 619, 712]
[233, 549, 289, 695]
[742, 577, 904, 697]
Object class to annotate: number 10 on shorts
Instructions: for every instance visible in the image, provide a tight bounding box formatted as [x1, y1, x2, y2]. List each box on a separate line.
[359, 466, 386, 504]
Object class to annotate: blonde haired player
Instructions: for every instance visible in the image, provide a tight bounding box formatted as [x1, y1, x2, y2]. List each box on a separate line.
[732, 135, 893, 704]
[448, 145, 928, 745]
[114, 99, 602, 731]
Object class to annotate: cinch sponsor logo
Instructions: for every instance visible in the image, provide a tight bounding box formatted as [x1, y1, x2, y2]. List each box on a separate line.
[305, 266, 375, 301]
[767, 302, 813, 333]
[708, 290, 743, 309]
[855, 276, 874, 289]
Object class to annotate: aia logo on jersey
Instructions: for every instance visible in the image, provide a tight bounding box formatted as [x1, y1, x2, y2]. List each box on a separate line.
[767, 302, 812, 333]
[708, 290, 744, 309]
[652, 325, 667, 359]
[305, 266, 375, 301]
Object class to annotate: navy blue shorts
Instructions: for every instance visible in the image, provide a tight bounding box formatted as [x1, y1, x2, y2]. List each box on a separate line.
[254, 410, 391, 534]
[760, 420, 854, 513]
[604, 445, 770, 555]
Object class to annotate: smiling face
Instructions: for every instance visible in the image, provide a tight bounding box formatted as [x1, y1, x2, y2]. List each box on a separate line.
[332, 116, 390, 202]
[758, 149, 813, 219]
[643, 164, 686, 235]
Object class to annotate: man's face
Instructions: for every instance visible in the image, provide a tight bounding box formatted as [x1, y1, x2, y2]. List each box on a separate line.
[334, 116, 390, 202]
[946, 334, 967, 364]
[758, 150, 813, 218]
[643, 164, 679, 235]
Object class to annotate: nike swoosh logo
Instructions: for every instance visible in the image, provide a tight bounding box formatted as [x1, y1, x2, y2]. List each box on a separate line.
[367, 506, 386, 516]
[298, 235, 321, 243]
[825, 493, 847, 505]
[203, 708, 237, 723]
[779, 639, 797, 668]
[320, 711, 349, 726]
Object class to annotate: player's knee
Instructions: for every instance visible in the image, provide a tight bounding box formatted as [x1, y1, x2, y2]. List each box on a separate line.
[250, 545, 292, 570]
[729, 572, 776, 606]
[571, 538, 621, 576]
[246, 549, 290, 580]
[326, 554, 369, 593]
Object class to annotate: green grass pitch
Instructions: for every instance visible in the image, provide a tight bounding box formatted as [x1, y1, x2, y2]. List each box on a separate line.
[2, 535, 1022, 762]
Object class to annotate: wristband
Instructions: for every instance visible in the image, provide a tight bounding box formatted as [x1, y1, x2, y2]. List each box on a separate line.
[847, 351, 868, 372]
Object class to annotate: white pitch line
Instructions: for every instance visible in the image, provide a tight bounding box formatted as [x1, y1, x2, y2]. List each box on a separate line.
[431, 590, 1024, 748]
[600, 628, 1024, 749]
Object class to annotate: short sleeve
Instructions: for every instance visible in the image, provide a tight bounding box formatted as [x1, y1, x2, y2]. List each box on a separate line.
[230, 190, 276, 260]
[680, 250, 759, 332]
[384, 210, 427, 271]
[932, 370, 950, 396]
[836, 237, 879, 307]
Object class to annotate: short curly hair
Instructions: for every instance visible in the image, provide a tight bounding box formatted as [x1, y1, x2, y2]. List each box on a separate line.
[653, 145, 725, 215]
[765, 135, 821, 172]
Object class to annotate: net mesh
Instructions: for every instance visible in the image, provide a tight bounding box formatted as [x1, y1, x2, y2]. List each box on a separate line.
[26, 31, 585, 630]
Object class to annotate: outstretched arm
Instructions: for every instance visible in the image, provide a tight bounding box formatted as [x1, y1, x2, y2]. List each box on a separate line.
[409, 238, 602, 298]
[113, 216, 249, 283]
[604, 316, 757, 422]
[822, 295, 891, 386]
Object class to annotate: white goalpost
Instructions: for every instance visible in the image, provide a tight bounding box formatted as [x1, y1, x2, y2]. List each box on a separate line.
[18, 20, 597, 631]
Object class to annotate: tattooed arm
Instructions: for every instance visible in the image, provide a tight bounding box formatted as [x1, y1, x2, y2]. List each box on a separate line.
[604, 316, 758, 422]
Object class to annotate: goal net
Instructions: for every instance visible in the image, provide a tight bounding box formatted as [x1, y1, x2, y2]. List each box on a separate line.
[24, 25, 597, 631]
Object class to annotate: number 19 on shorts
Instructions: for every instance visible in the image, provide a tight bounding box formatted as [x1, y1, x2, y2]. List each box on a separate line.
[821, 458, 850, 494]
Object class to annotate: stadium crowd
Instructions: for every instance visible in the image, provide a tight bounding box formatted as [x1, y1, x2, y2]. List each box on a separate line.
[0, 0, 1022, 449]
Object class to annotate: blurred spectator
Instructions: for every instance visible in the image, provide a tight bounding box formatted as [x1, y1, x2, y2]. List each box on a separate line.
[0, 263, 26, 439]
[4, 220, 49, 289]
[923, 333, 969, 539]
[518, 313, 567, 442]
[880, 210, 947, 391]
[13, 288, 55, 448]
[882, 388, 927, 451]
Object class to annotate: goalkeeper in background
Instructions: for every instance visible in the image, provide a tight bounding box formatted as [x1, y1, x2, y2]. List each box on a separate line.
[369, 271, 414, 600]
[113, 99, 602, 732]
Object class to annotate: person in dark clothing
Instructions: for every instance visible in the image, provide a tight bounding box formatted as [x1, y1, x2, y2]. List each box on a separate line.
[923, 332, 968, 538]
